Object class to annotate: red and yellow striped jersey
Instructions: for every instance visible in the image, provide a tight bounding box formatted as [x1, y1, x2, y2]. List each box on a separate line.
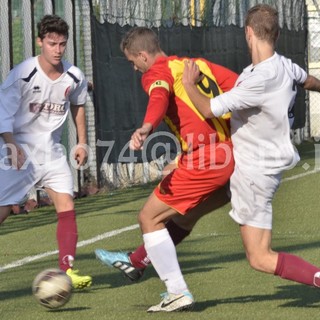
[142, 55, 238, 152]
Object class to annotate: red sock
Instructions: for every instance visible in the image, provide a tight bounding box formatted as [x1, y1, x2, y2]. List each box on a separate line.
[129, 220, 191, 269]
[274, 252, 320, 287]
[56, 210, 78, 271]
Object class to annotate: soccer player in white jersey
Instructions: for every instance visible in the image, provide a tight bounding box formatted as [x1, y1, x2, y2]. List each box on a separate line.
[0, 15, 92, 289]
[182, 4, 320, 289]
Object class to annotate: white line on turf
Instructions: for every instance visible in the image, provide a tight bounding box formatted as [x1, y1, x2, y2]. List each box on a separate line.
[0, 224, 139, 273]
[282, 168, 320, 182]
[1, 168, 319, 273]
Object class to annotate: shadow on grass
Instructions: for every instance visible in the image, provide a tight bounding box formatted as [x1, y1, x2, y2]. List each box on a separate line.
[1, 182, 156, 236]
[192, 284, 320, 311]
[47, 306, 91, 312]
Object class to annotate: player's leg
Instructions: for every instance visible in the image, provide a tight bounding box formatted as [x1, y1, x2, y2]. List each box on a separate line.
[0, 206, 12, 224]
[233, 166, 320, 287]
[139, 192, 194, 311]
[240, 224, 320, 286]
[95, 143, 233, 282]
[44, 188, 77, 272]
[143, 144, 233, 311]
[95, 185, 230, 280]
[0, 162, 38, 224]
[171, 184, 230, 231]
[129, 143, 232, 271]
[130, 185, 229, 266]
[240, 224, 278, 273]
[42, 158, 92, 288]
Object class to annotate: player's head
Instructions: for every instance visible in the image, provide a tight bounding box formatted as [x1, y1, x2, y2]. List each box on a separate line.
[120, 27, 161, 56]
[120, 27, 162, 73]
[36, 15, 69, 66]
[245, 4, 279, 47]
[37, 15, 69, 40]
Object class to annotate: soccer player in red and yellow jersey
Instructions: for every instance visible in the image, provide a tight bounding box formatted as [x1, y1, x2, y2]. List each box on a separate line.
[95, 27, 238, 312]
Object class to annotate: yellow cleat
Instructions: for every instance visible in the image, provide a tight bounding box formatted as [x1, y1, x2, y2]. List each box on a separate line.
[66, 268, 92, 289]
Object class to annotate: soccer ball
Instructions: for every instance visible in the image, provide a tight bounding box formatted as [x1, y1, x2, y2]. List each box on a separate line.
[32, 268, 72, 309]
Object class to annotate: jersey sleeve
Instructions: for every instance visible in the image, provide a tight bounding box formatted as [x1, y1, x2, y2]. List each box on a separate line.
[291, 63, 308, 85]
[210, 71, 265, 117]
[280, 55, 308, 85]
[0, 74, 21, 133]
[143, 87, 170, 129]
[67, 66, 88, 106]
[141, 67, 172, 130]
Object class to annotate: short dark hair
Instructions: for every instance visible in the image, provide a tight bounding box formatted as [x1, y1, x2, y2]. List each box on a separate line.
[37, 14, 69, 40]
[120, 27, 161, 56]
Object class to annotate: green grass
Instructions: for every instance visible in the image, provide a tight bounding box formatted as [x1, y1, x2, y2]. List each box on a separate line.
[1, 141, 320, 320]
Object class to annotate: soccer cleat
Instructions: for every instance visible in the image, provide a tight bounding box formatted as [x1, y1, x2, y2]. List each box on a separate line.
[95, 249, 144, 281]
[147, 290, 195, 312]
[66, 268, 92, 289]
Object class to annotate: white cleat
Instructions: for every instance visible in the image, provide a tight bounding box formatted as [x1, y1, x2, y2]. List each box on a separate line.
[147, 290, 194, 312]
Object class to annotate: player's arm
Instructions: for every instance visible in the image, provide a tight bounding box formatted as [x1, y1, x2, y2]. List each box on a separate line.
[0, 132, 25, 169]
[183, 60, 265, 118]
[70, 104, 88, 167]
[302, 75, 320, 92]
[0, 80, 25, 169]
[182, 60, 214, 118]
[130, 122, 153, 150]
[130, 84, 170, 150]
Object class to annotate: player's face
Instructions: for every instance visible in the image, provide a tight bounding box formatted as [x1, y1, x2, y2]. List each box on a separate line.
[37, 33, 68, 67]
[124, 49, 148, 73]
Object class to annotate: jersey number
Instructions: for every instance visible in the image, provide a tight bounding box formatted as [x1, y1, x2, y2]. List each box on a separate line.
[197, 74, 220, 98]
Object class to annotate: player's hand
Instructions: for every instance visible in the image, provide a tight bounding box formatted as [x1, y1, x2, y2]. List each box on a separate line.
[129, 123, 153, 150]
[182, 60, 202, 86]
[74, 143, 88, 168]
[7, 143, 26, 170]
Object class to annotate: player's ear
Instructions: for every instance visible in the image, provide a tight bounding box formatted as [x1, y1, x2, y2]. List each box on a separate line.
[36, 37, 43, 48]
[139, 51, 148, 62]
[245, 26, 254, 42]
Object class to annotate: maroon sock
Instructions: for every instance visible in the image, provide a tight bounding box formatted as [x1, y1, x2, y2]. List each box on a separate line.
[56, 210, 78, 271]
[129, 220, 191, 269]
[129, 245, 150, 268]
[274, 252, 320, 287]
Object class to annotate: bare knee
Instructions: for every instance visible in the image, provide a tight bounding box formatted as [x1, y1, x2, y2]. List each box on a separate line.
[246, 253, 266, 272]
[245, 251, 277, 274]
[138, 208, 154, 233]
[137, 209, 146, 227]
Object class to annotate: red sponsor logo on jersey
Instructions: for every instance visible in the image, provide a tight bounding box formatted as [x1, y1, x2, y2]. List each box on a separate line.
[29, 102, 66, 115]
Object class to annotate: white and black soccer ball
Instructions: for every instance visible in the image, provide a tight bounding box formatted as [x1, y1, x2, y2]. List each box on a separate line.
[32, 268, 72, 309]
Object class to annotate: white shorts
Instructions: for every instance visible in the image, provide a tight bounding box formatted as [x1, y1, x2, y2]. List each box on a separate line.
[0, 156, 73, 206]
[229, 165, 281, 230]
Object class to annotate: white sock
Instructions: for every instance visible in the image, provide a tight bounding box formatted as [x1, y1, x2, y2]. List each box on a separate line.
[143, 228, 188, 294]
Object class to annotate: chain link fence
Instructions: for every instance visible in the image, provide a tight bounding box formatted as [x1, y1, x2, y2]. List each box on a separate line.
[1, 0, 320, 195]
[307, 0, 320, 140]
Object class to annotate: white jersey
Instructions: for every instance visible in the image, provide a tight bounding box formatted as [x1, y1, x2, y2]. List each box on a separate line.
[210, 52, 307, 174]
[0, 56, 87, 164]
